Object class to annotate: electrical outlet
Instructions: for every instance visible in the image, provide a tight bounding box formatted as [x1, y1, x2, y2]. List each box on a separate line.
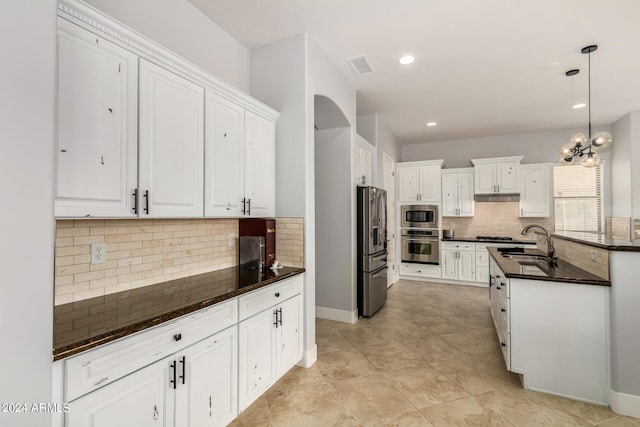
[91, 242, 107, 264]
[228, 233, 235, 247]
[590, 250, 598, 261]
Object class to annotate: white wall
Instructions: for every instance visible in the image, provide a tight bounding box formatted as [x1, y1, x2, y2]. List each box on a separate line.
[611, 111, 640, 219]
[308, 39, 358, 321]
[85, 0, 251, 92]
[250, 34, 318, 365]
[357, 113, 402, 187]
[0, 0, 56, 425]
[402, 126, 613, 167]
[251, 34, 358, 330]
[611, 114, 633, 217]
[314, 127, 352, 312]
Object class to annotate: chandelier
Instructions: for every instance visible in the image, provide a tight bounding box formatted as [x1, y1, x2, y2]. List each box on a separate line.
[559, 45, 613, 167]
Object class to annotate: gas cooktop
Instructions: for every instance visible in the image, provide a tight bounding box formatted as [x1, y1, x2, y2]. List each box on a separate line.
[475, 236, 515, 241]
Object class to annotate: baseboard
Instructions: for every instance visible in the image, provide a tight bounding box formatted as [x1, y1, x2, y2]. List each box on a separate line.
[297, 344, 317, 368]
[315, 306, 358, 324]
[610, 389, 640, 418]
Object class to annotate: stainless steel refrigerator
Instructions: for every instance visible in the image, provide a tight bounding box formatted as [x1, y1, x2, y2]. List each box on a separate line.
[357, 186, 388, 317]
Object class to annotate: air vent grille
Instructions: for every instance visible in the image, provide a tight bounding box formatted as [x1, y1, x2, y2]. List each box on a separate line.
[347, 55, 374, 74]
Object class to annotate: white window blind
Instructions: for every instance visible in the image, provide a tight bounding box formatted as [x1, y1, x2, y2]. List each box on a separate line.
[553, 164, 602, 232]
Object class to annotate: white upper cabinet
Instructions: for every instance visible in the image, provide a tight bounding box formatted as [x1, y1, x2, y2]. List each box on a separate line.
[204, 92, 245, 217]
[354, 134, 374, 186]
[471, 156, 522, 194]
[442, 168, 474, 217]
[55, 19, 138, 218]
[519, 164, 552, 217]
[397, 160, 444, 202]
[138, 59, 204, 217]
[244, 111, 275, 217]
[204, 96, 275, 218]
[55, 5, 278, 219]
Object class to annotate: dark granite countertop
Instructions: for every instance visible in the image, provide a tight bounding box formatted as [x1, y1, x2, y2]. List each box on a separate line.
[53, 266, 305, 361]
[488, 247, 610, 286]
[441, 236, 537, 245]
[552, 231, 640, 252]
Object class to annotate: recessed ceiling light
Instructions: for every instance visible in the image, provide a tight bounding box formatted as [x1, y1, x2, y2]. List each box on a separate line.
[572, 103, 587, 109]
[399, 55, 415, 65]
[426, 122, 437, 127]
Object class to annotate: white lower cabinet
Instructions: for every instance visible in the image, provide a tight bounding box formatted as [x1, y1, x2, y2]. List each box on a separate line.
[58, 274, 304, 427]
[175, 328, 237, 427]
[238, 291, 303, 412]
[67, 326, 237, 427]
[441, 242, 475, 282]
[67, 356, 173, 426]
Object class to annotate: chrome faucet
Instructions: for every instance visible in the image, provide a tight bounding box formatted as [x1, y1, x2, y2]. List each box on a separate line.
[521, 224, 557, 262]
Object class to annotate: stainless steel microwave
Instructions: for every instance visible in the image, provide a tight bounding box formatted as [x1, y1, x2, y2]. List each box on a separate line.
[401, 205, 438, 228]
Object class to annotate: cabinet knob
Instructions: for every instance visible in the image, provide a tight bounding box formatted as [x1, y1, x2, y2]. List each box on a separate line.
[501, 308, 506, 312]
[173, 333, 182, 341]
[501, 342, 506, 347]
[275, 292, 280, 298]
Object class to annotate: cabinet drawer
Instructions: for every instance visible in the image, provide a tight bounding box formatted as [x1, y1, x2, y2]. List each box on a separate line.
[399, 263, 441, 278]
[238, 275, 303, 321]
[476, 251, 490, 266]
[441, 241, 474, 251]
[64, 299, 237, 401]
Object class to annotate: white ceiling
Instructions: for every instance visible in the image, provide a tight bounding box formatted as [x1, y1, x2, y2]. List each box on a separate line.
[188, 0, 640, 143]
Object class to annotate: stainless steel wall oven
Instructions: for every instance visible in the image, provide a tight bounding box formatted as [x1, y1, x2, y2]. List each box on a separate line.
[401, 229, 439, 264]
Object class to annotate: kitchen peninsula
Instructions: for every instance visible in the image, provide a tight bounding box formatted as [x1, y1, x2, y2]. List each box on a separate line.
[488, 246, 610, 405]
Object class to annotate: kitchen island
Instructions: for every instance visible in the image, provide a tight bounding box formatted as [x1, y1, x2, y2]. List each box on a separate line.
[488, 247, 610, 405]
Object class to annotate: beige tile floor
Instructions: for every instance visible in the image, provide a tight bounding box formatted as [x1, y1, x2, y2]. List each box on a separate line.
[231, 280, 640, 426]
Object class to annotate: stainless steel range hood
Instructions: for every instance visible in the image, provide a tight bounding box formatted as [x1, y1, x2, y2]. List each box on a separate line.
[474, 193, 520, 202]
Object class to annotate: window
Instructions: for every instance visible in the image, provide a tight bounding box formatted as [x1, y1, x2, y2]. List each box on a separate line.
[553, 164, 603, 232]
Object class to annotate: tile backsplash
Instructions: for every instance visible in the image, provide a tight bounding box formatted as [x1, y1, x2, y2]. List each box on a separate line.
[443, 202, 554, 240]
[552, 238, 609, 280]
[55, 217, 304, 305]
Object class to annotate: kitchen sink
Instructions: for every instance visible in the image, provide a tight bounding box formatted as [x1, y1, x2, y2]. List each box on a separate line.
[501, 253, 549, 262]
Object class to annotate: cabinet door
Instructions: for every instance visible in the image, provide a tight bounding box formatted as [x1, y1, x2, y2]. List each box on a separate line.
[276, 295, 303, 378]
[458, 172, 475, 216]
[520, 166, 550, 217]
[497, 161, 519, 193]
[458, 251, 476, 282]
[175, 327, 238, 427]
[56, 20, 138, 218]
[441, 250, 458, 280]
[354, 137, 373, 186]
[418, 165, 441, 202]
[397, 166, 419, 202]
[204, 93, 244, 217]
[244, 111, 275, 217]
[139, 59, 204, 217]
[238, 309, 276, 412]
[474, 164, 496, 194]
[67, 356, 172, 427]
[441, 173, 458, 216]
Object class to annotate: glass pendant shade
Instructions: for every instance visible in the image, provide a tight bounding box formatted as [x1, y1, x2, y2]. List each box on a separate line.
[559, 142, 576, 158]
[591, 132, 613, 150]
[580, 151, 600, 167]
[569, 133, 588, 147]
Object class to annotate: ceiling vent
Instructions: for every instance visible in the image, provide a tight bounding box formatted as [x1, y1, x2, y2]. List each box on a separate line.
[347, 55, 374, 74]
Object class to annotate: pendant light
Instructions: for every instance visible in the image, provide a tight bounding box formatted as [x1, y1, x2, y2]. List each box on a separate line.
[559, 44, 613, 167]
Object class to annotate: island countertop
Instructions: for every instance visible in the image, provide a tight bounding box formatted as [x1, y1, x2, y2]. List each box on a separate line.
[488, 247, 610, 286]
[53, 266, 305, 361]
